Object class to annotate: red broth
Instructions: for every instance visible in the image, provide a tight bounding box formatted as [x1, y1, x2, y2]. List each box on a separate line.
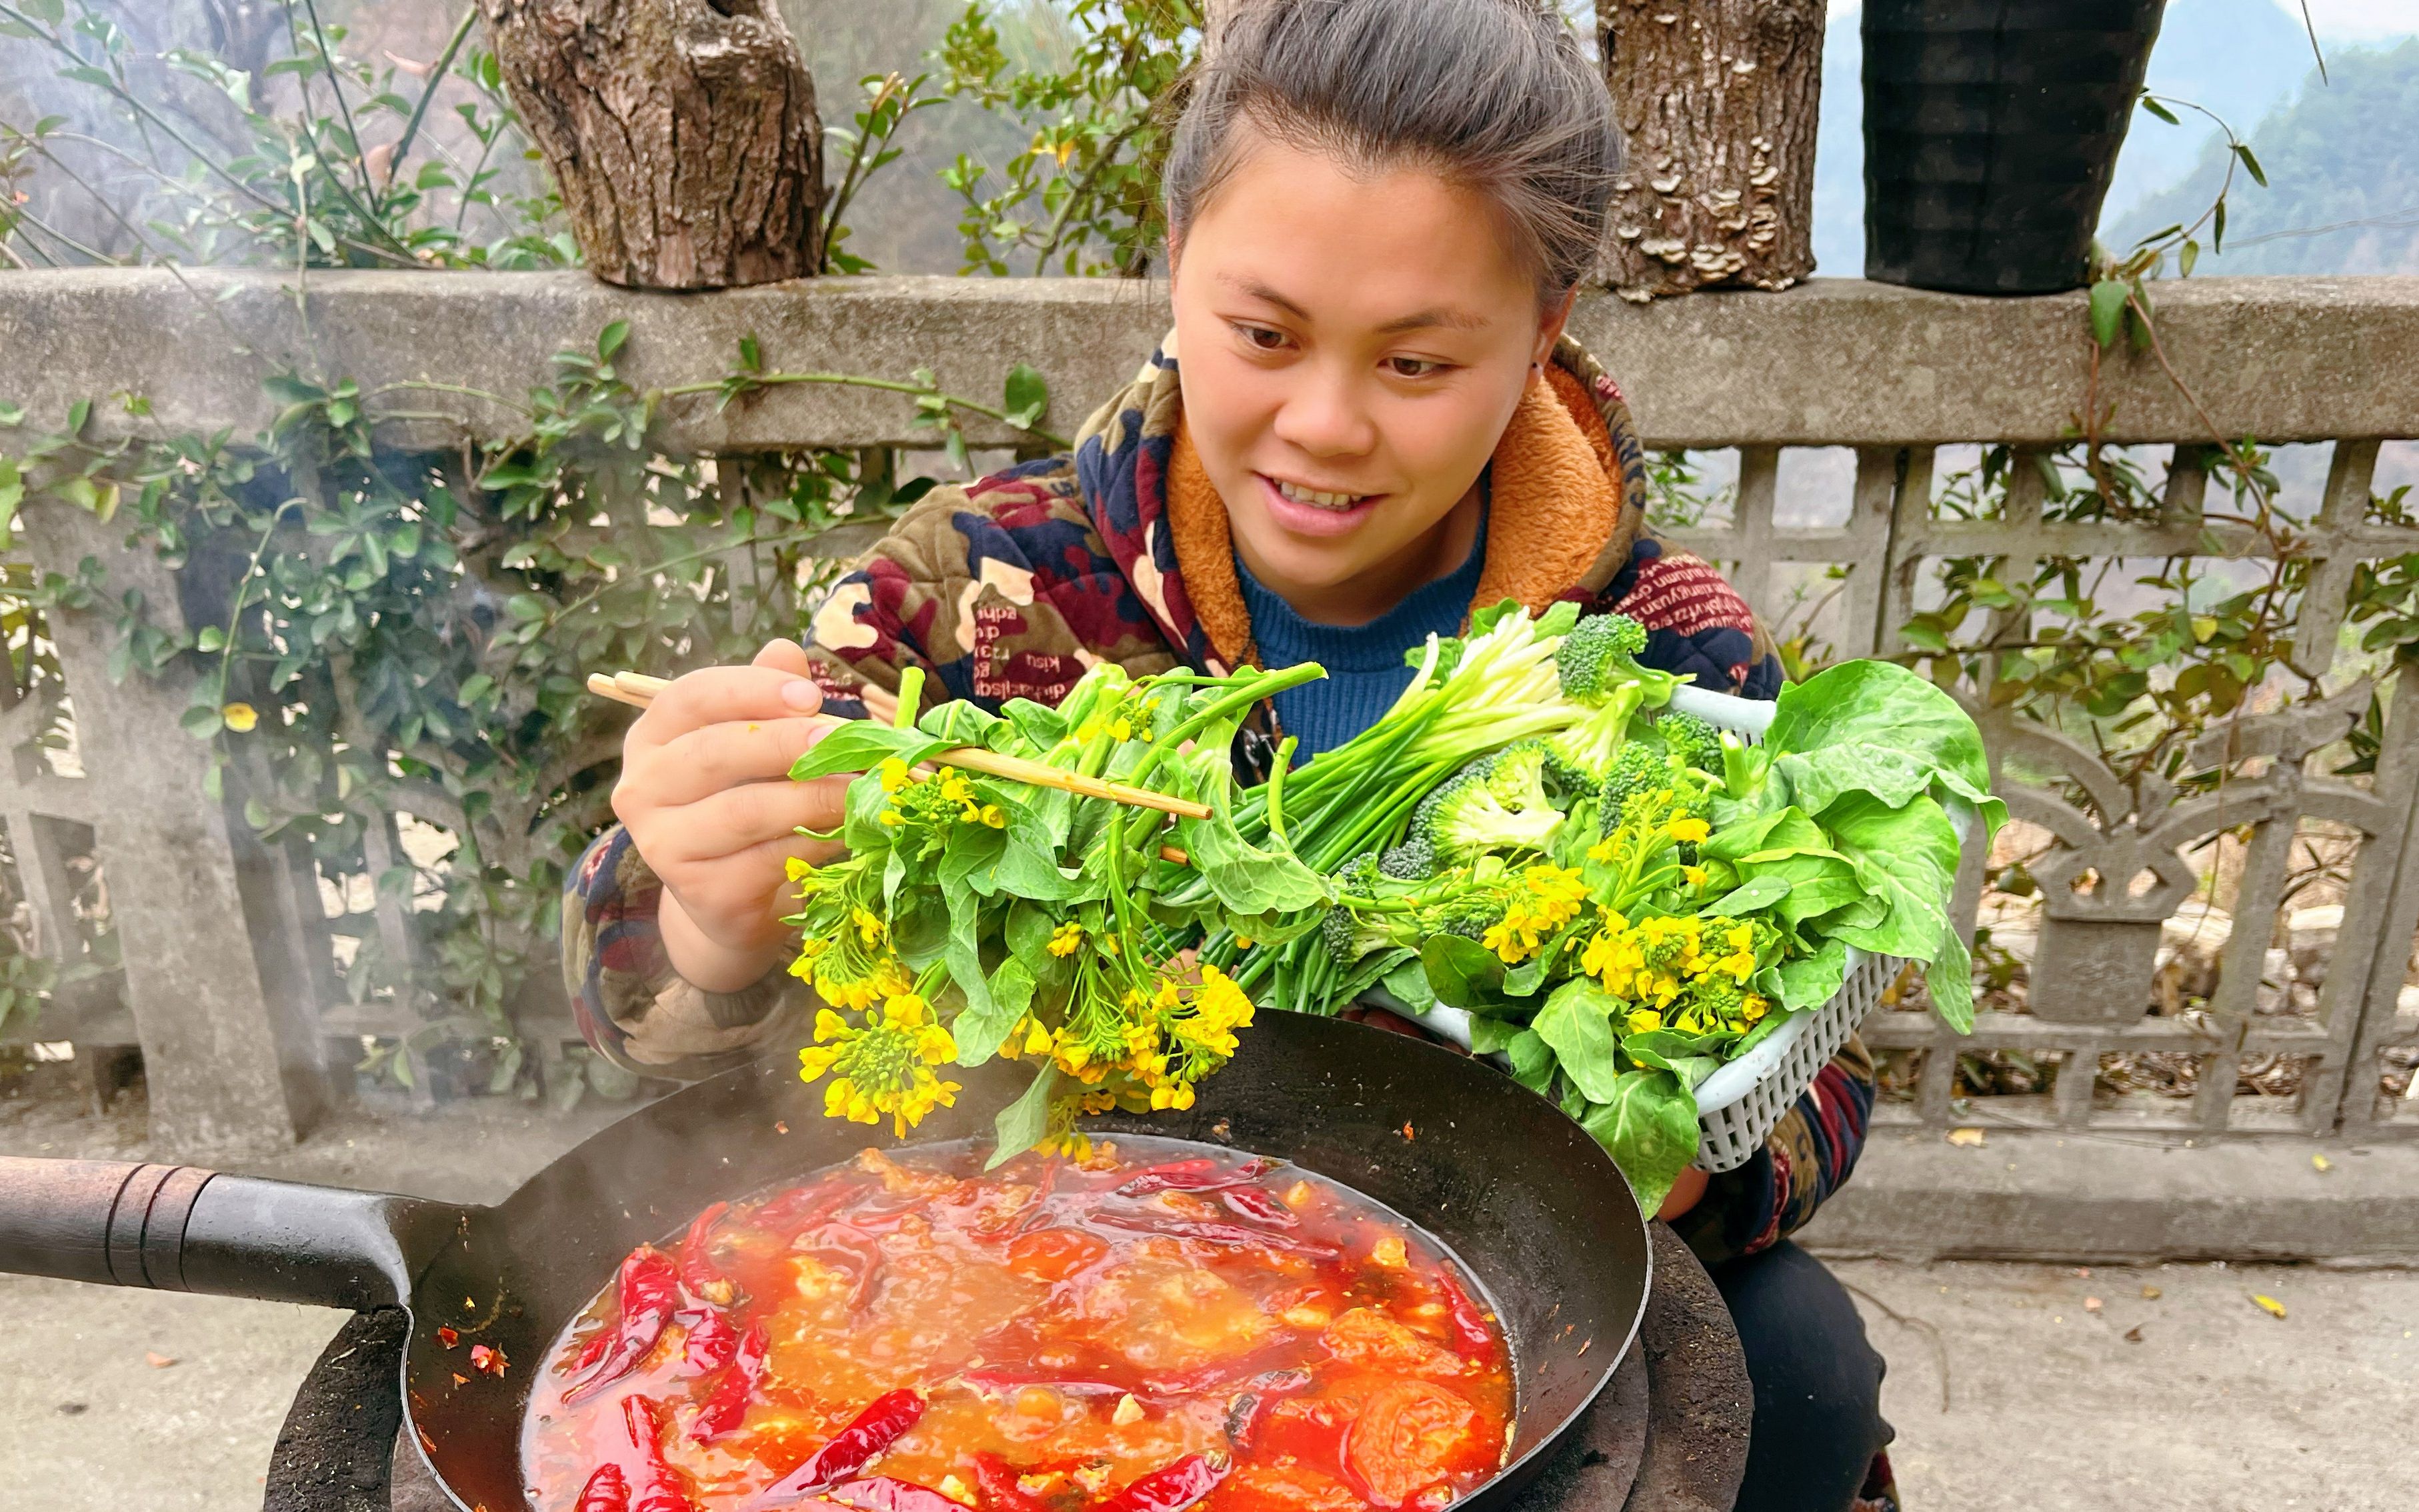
[522, 1138, 1513, 1512]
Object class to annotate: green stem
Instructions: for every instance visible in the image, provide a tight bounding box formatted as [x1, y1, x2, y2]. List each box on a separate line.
[1264, 735, 1296, 842]
[298, 0, 375, 201]
[541, 527, 817, 629]
[215, 499, 301, 702]
[378, 4, 478, 214]
[364, 379, 535, 418]
[1129, 663, 1326, 789]
[659, 371, 1072, 452]
[0, 5, 418, 267]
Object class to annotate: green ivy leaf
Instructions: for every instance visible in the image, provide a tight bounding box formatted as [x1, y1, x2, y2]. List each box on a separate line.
[2088, 279, 2129, 349]
[1002, 363, 1049, 430]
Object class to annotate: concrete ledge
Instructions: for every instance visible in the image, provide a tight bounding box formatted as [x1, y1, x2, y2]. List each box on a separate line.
[1798, 1127, 2419, 1265]
[0, 269, 2414, 451]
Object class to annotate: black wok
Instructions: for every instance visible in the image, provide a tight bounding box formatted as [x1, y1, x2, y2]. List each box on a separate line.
[0, 1012, 1650, 1512]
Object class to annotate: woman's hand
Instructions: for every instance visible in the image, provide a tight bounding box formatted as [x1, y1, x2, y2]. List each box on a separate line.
[611, 639, 851, 992]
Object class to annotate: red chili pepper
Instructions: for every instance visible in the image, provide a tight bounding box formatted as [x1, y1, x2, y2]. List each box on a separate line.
[1092, 1215, 1338, 1259]
[1222, 1392, 1266, 1453]
[677, 1201, 733, 1301]
[577, 1463, 631, 1512]
[571, 1330, 611, 1373]
[755, 1183, 863, 1242]
[822, 1477, 965, 1512]
[1099, 1455, 1228, 1512]
[1217, 1187, 1298, 1228]
[1111, 1159, 1220, 1196]
[565, 1248, 679, 1402]
[797, 1229, 886, 1312]
[1112, 1158, 1272, 1198]
[756, 1389, 927, 1504]
[971, 1453, 1053, 1512]
[961, 1368, 1136, 1399]
[679, 1309, 740, 1377]
[623, 1396, 701, 1512]
[1222, 1369, 1312, 1453]
[434, 1325, 459, 1349]
[1436, 1271, 1496, 1356]
[689, 1323, 771, 1443]
[469, 1343, 508, 1377]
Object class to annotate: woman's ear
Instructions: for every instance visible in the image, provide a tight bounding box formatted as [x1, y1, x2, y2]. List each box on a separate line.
[1534, 287, 1578, 367]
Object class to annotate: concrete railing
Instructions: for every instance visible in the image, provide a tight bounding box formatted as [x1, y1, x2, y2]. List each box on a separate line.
[0, 269, 2414, 1155]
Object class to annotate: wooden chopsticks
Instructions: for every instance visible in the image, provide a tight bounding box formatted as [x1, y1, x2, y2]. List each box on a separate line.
[585, 671, 1214, 825]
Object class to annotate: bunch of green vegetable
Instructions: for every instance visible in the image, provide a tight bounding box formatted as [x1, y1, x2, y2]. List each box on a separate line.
[779, 600, 2000, 1207]
[1174, 602, 2005, 1210]
[779, 660, 1334, 1161]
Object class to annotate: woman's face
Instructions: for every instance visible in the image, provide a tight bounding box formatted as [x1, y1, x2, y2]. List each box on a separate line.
[1169, 129, 1573, 621]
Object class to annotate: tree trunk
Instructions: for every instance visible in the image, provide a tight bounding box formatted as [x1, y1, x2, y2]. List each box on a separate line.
[476, 0, 823, 289]
[1598, 0, 1823, 301]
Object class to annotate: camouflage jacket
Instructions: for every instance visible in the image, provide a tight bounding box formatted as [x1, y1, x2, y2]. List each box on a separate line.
[561, 331, 1866, 1265]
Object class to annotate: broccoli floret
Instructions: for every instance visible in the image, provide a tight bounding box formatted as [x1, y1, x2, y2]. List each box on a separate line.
[1337, 850, 1383, 894]
[1533, 740, 1597, 805]
[1547, 715, 1627, 781]
[1378, 834, 1438, 881]
[1598, 742, 1673, 837]
[1319, 905, 1352, 960]
[1655, 711, 1724, 773]
[1426, 895, 1502, 941]
[1555, 613, 1650, 705]
[1416, 750, 1563, 863]
[1321, 901, 1409, 963]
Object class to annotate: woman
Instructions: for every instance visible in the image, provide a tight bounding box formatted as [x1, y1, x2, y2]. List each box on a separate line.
[567, 3, 1894, 1509]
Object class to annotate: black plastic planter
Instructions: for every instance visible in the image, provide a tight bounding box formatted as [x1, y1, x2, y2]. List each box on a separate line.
[1864, 0, 2168, 294]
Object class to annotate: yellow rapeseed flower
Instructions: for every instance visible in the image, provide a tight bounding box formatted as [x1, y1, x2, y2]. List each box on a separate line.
[796, 990, 961, 1135]
[1481, 865, 1589, 965]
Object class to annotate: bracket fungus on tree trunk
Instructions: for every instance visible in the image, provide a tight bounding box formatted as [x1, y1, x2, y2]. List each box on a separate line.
[475, 0, 823, 289]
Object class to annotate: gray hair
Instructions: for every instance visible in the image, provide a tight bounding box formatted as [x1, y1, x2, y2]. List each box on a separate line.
[1162, 0, 1620, 301]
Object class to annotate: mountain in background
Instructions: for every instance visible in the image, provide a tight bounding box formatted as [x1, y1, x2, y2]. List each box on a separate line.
[1810, 0, 2367, 278]
[2110, 37, 2419, 273]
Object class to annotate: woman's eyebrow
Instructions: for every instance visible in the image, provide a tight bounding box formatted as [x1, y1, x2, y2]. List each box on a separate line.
[1374, 307, 1489, 335]
[1220, 273, 1314, 320]
[1217, 273, 1488, 335]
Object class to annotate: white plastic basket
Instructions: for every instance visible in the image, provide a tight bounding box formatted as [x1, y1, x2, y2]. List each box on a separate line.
[1374, 682, 1960, 1175]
